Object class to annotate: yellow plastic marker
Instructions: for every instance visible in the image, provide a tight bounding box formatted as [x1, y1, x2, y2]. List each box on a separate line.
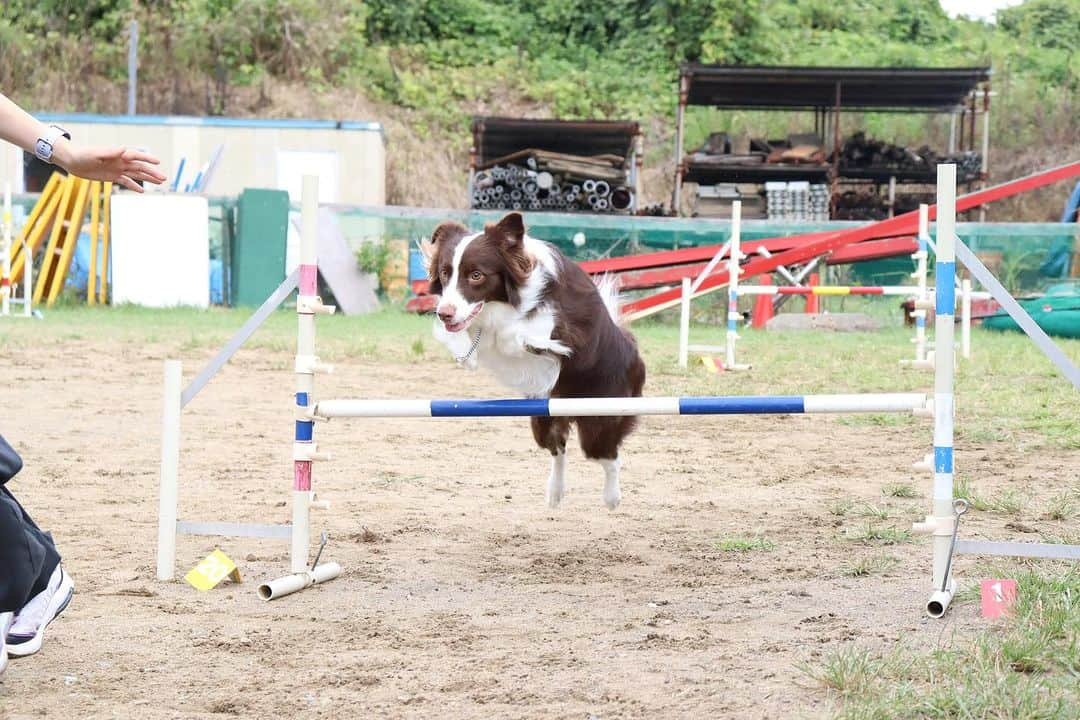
[184, 549, 242, 591]
[700, 356, 722, 373]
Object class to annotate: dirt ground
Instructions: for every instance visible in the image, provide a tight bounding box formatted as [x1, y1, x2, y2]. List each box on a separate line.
[1, 332, 1077, 719]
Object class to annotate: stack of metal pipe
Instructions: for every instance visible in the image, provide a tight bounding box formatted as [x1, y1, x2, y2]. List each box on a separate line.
[471, 164, 634, 214]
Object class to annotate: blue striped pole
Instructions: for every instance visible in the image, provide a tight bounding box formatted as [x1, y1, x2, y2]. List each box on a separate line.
[314, 393, 928, 419]
[927, 164, 957, 617]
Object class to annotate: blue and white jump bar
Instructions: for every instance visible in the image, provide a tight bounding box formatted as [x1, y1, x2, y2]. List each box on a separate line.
[314, 393, 928, 419]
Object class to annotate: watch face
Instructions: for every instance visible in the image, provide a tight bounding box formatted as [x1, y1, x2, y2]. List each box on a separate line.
[35, 138, 52, 162]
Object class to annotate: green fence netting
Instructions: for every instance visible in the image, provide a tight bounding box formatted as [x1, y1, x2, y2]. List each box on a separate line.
[324, 204, 1078, 293]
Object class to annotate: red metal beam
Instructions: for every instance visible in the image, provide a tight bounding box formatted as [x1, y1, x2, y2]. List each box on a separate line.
[580, 229, 882, 275]
[622, 160, 1080, 320]
[828, 236, 917, 264]
[614, 236, 919, 291]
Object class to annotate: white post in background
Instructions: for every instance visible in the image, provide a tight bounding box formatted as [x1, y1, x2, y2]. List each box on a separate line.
[922, 164, 958, 618]
[156, 359, 182, 580]
[2, 183, 11, 316]
[913, 204, 930, 365]
[678, 277, 690, 368]
[127, 20, 138, 115]
[724, 201, 749, 370]
[22, 223, 32, 318]
[961, 278, 972, 360]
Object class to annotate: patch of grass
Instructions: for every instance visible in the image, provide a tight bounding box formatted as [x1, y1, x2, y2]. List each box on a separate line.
[716, 535, 776, 552]
[1043, 491, 1078, 521]
[987, 488, 1026, 515]
[852, 502, 892, 521]
[844, 523, 912, 546]
[827, 499, 855, 517]
[882, 483, 918, 499]
[410, 338, 425, 356]
[806, 569, 1080, 718]
[953, 477, 1026, 516]
[840, 554, 900, 578]
[800, 647, 884, 698]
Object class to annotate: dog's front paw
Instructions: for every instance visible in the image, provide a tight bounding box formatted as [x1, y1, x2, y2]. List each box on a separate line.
[603, 482, 622, 511]
[546, 473, 565, 509]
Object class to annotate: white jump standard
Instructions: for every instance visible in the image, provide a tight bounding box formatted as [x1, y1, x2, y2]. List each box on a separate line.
[156, 175, 341, 601]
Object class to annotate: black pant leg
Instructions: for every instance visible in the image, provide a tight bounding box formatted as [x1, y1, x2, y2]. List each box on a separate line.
[0, 434, 61, 613]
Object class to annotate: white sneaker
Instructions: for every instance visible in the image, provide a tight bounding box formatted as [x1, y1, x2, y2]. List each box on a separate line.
[0, 612, 12, 677]
[6, 565, 74, 658]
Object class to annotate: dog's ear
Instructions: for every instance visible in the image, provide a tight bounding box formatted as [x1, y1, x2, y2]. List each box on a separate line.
[425, 221, 467, 294]
[489, 212, 525, 249]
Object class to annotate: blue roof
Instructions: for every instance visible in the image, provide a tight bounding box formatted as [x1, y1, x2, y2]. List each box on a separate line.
[35, 113, 382, 133]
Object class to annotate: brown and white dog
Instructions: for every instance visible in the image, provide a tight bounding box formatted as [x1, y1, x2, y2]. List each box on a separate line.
[422, 212, 645, 510]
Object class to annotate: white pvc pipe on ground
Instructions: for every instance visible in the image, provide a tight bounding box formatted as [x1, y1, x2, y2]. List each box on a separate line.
[257, 562, 342, 601]
[156, 359, 182, 581]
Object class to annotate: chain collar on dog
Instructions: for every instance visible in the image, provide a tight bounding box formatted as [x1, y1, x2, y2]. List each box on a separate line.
[455, 329, 482, 364]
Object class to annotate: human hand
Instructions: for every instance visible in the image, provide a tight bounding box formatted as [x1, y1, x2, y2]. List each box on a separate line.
[52, 142, 167, 192]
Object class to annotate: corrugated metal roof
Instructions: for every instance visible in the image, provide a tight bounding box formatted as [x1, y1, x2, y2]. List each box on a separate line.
[472, 117, 640, 166]
[681, 64, 991, 111]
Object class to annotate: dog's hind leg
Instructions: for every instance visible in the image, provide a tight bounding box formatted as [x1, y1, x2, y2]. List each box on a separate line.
[532, 416, 571, 508]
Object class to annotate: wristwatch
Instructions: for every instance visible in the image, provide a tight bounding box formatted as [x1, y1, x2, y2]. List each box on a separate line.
[34, 125, 71, 164]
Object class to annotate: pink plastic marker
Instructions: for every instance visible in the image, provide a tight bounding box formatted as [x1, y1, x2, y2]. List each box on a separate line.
[980, 579, 1018, 619]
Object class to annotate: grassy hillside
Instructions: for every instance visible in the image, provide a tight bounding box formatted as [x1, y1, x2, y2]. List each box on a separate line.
[1, 0, 1076, 216]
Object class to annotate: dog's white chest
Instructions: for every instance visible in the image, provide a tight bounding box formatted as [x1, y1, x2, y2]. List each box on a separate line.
[478, 332, 561, 398]
[476, 309, 565, 397]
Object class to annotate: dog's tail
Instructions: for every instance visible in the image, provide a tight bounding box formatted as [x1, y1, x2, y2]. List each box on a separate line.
[594, 273, 622, 325]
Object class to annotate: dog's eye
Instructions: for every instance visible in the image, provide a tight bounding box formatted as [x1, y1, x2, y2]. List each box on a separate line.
[440, 269, 450, 281]
[469, 270, 484, 283]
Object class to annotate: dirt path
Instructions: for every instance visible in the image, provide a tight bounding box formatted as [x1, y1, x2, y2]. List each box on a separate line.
[1, 335, 1074, 719]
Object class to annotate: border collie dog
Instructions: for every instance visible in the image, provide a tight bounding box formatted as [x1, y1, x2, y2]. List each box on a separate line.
[422, 212, 645, 510]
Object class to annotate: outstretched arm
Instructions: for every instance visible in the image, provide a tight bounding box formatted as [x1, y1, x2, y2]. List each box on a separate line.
[0, 93, 166, 192]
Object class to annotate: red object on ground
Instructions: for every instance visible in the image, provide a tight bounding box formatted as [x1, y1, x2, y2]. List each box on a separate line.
[751, 275, 774, 329]
[805, 272, 821, 313]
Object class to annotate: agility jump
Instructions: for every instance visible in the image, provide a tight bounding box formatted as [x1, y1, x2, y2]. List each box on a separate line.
[677, 202, 989, 370]
[158, 166, 1077, 615]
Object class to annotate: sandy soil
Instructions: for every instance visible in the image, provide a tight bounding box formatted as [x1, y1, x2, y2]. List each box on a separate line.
[1, 334, 1076, 719]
